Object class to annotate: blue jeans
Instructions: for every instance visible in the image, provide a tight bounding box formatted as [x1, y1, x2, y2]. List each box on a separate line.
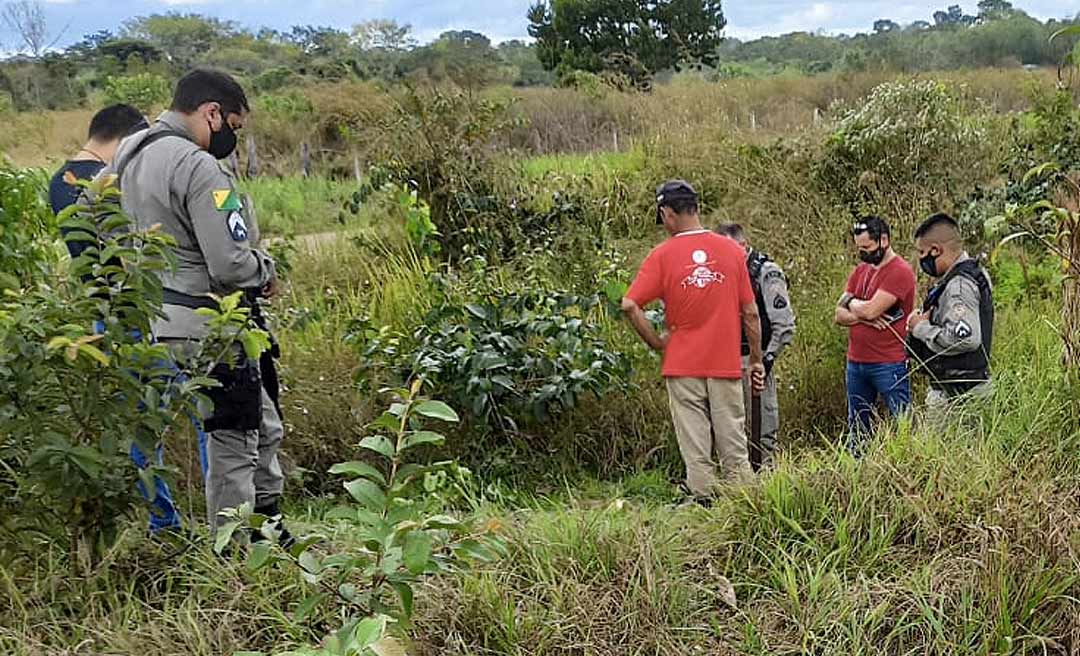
[846, 361, 911, 454]
[96, 321, 209, 533]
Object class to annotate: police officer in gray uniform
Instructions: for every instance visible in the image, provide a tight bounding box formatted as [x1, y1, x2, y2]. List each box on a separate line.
[716, 223, 796, 467]
[95, 70, 288, 541]
[907, 213, 994, 413]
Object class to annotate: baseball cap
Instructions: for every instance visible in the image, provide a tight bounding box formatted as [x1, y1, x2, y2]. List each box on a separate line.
[655, 180, 699, 224]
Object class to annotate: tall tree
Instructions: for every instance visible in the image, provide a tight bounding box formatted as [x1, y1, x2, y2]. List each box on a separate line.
[352, 19, 415, 52]
[873, 19, 900, 34]
[123, 14, 237, 70]
[2, 0, 63, 58]
[527, 0, 726, 79]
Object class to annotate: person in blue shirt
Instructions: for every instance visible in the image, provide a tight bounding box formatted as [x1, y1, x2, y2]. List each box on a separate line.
[50, 104, 149, 256]
[50, 104, 198, 536]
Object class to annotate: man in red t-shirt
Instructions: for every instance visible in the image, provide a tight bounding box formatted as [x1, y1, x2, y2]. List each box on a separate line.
[622, 180, 766, 500]
[834, 216, 916, 452]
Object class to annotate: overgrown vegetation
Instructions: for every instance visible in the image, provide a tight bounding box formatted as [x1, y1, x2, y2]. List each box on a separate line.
[4, 14, 1080, 655]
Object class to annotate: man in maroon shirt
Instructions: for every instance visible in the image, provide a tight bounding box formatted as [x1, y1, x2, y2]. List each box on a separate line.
[834, 216, 916, 453]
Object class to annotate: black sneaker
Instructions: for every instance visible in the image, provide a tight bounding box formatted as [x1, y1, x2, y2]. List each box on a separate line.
[251, 513, 297, 551]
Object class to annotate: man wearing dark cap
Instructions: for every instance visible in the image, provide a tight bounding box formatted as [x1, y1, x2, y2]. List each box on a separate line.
[622, 181, 766, 502]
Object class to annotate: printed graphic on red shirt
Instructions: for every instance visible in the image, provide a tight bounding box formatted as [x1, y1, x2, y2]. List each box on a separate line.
[626, 233, 753, 379]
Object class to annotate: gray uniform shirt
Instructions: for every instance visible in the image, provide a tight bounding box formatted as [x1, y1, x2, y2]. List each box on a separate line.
[100, 111, 275, 339]
[911, 253, 987, 356]
[758, 260, 796, 359]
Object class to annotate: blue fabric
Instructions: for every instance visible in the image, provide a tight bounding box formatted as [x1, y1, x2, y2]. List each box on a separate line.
[92, 321, 209, 533]
[846, 361, 911, 454]
[49, 160, 107, 259]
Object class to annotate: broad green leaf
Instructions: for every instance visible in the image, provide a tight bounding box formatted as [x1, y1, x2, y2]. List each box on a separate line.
[391, 581, 414, 618]
[240, 330, 271, 360]
[328, 460, 387, 485]
[1023, 162, 1060, 187]
[247, 542, 273, 571]
[369, 411, 401, 433]
[214, 521, 242, 554]
[359, 435, 395, 459]
[403, 532, 433, 575]
[345, 478, 388, 511]
[423, 515, 464, 531]
[353, 615, 388, 649]
[402, 430, 445, 451]
[219, 292, 242, 313]
[413, 400, 459, 423]
[293, 592, 326, 622]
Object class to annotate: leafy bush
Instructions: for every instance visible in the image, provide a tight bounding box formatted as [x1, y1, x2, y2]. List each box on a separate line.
[102, 73, 172, 114]
[351, 280, 631, 437]
[228, 381, 504, 655]
[816, 79, 994, 218]
[0, 171, 268, 570]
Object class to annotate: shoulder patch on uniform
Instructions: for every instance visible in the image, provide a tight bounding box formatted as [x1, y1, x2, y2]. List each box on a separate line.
[764, 270, 786, 283]
[213, 189, 242, 212]
[953, 320, 972, 340]
[227, 211, 249, 242]
[773, 296, 789, 310]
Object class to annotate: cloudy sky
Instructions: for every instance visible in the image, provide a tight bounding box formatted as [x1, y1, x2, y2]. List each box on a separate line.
[2, 0, 1079, 50]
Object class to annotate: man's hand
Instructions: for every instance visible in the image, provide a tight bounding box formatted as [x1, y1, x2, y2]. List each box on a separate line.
[262, 277, 281, 299]
[749, 362, 766, 395]
[908, 310, 930, 332]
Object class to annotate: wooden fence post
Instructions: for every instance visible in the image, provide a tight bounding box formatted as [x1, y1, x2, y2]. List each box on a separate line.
[227, 150, 240, 178]
[354, 155, 362, 184]
[749, 112, 757, 132]
[300, 142, 311, 178]
[246, 136, 259, 178]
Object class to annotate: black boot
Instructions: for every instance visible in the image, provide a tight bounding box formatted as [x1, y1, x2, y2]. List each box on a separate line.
[253, 501, 297, 551]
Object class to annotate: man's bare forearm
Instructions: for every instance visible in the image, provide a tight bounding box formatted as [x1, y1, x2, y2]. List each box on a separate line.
[741, 303, 764, 365]
[835, 306, 859, 326]
[622, 300, 665, 351]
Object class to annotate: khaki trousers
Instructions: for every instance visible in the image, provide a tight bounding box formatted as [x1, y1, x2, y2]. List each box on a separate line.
[666, 377, 753, 496]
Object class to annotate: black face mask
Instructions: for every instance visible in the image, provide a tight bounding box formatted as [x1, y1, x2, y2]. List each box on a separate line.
[920, 250, 941, 277]
[859, 246, 886, 266]
[207, 115, 237, 160]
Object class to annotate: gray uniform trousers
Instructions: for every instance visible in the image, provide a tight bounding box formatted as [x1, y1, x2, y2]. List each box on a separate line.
[205, 386, 285, 529]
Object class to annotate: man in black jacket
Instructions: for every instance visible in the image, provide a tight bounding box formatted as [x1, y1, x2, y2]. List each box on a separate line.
[907, 213, 994, 416]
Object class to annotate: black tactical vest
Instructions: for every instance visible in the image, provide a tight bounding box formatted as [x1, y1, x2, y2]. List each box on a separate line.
[741, 250, 773, 355]
[907, 259, 994, 394]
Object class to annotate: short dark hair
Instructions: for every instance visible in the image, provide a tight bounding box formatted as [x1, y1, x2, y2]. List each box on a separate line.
[914, 212, 959, 240]
[715, 222, 746, 241]
[662, 197, 698, 216]
[170, 69, 250, 116]
[88, 104, 146, 141]
[852, 215, 890, 242]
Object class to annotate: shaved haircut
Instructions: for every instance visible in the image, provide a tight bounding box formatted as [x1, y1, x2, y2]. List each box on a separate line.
[915, 213, 962, 250]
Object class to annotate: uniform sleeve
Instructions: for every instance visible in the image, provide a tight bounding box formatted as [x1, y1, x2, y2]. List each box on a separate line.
[761, 263, 796, 357]
[845, 268, 858, 295]
[626, 250, 663, 307]
[184, 155, 275, 291]
[911, 277, 983, 355]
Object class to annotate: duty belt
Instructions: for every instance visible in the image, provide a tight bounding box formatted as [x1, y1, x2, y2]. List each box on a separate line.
[162, 288, 229, 311]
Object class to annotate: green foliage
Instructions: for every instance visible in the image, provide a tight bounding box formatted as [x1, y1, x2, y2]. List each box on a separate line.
[233, 382, 504, 654]
[0, 171, 270, 569]
[351, 279, 631, 435]
[528, 0, 727, 84]
[816, 79, 992, 215]
[102, 73, 171, 114]
[0, 166, 55, 290]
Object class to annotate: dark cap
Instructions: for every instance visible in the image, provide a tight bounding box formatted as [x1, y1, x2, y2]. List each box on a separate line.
[655, 179, 699, 224]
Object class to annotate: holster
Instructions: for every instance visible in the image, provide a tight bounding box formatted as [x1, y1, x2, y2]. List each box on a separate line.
[204, 359, 262, 433]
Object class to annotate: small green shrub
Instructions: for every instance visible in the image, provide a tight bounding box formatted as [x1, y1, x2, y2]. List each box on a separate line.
[102, 73, 172, 114]
[350, 281, 632, 437]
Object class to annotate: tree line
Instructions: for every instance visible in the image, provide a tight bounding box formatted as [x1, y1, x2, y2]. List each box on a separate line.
[0, 0, 1077, 113]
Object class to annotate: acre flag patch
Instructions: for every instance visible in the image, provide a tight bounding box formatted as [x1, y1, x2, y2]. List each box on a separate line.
[212, 189, 242, 212]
